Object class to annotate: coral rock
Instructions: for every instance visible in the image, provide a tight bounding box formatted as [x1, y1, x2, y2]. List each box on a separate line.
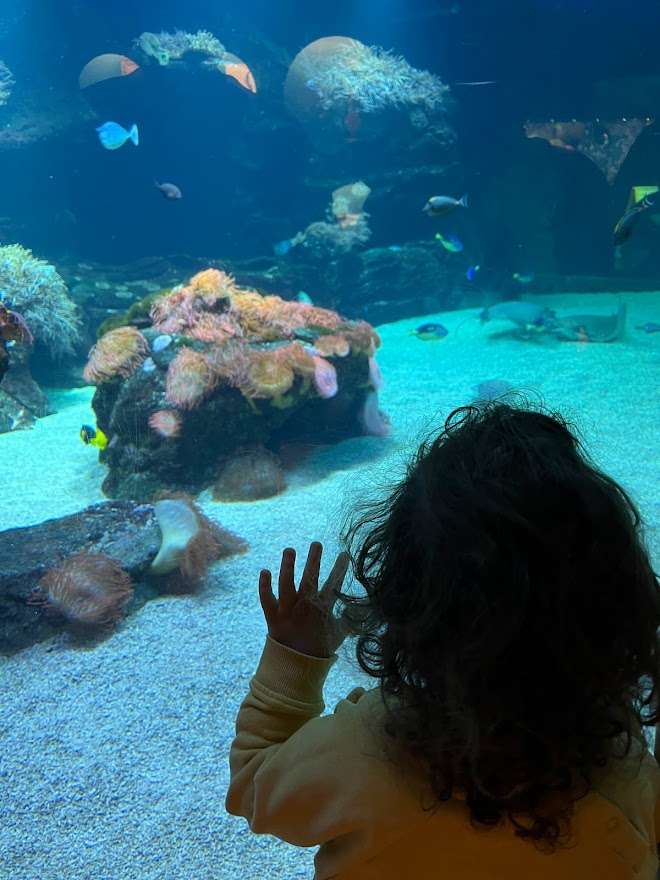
[213, 448, 286, 502]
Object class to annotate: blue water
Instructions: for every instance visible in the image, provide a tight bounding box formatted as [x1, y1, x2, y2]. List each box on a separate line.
[1, 2, 660, 878]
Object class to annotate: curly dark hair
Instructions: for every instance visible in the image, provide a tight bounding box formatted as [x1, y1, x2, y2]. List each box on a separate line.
[339, 401, 660, 849]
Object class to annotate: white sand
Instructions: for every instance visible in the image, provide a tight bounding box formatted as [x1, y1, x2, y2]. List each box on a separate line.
[1, 293, 658, 880]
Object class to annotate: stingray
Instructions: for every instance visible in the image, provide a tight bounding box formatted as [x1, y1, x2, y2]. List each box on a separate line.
[524, 119, 653, 184]
[548, 302, 626, 343]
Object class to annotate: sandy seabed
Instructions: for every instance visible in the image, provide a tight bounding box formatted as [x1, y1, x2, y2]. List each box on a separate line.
[0, 292, 659, 880]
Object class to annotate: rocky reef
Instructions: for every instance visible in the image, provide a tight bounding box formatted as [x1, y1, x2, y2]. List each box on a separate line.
[86, 269, 387, 501]
[0, 498, 247, 654]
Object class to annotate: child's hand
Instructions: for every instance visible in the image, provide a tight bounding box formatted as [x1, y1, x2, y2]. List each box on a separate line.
[258, 542, 350, 658]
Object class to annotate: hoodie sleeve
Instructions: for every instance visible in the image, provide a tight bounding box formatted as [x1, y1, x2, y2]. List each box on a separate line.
[225, 636, 380, 847]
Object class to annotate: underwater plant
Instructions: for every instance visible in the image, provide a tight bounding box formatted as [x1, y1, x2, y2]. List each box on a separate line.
[0, 244, 80, 358]
[0, 61, 13, 106]
[150, 496, 248, 590]
[135, 30, 256, 92]
[291, 38, 448, 114]
[34, 553, 133, 627]
[83, 326, 149, 384]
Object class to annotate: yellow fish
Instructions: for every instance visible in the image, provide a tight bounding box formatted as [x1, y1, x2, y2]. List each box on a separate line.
[80, 424, 108, 450]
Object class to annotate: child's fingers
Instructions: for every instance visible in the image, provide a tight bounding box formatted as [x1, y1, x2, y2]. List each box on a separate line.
[278, 547, 297, 609]
[258, 569, 278, 621]
[300, 541, 323, 596]
[319, 551, 350, 606]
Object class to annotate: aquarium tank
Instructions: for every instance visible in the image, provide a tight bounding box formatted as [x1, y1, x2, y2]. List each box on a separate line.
[1, 0, 659, 877]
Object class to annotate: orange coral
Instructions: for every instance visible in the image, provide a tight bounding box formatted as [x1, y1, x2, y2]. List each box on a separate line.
[275, 342, 316, 378]
[165, 348, 217, 409]
[241, 350, 295, 400]
[83, 326, 149, 384]
[37, 553, 133, 627]
[342, 320, 381, 355]
[187, 268, 238, 305]
[313, 333, 350, 357]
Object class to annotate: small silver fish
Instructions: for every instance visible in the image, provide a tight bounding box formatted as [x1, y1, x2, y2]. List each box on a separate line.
[423, 194, 468, 216]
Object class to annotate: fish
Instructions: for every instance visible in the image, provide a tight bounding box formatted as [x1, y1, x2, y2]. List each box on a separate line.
[155, 181, 182, 200]
[80, 424, 108, 450]
[435, 232, 463, 253]
[466, 264, 481, 281]
[296, 292, 313, 305]
[635, 322, 660, 333]
[480, 301, 554, 329]
[454, 81, 497, 86]
[423, 194, 468, 216]
[613, 192, 657, 245]
[96, 122, 139, 151]
[411, 322, 449, 341]
[513, 272, 535, 284]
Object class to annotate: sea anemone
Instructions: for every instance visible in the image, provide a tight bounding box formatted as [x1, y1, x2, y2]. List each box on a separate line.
[188, 268, 237, 304]
[187, 312, 241, 344]
[83, 326, 149, 384]
[313, 333, 350, 358]
[165, 348, 217, 409]
[242, 350, 295, 400]
[275, 342, 316, 378]
[368, 355, 383, 389]
[343, 320, 380, 355]
[213, 447, 286, 502]
[312, 355, 338, 399]
[37, 553, 133, 627]
[205, 340, 251, 389]
[149, 409, 182, 438]
[151, 496, 248, 590]
[359, 390, 390, 437]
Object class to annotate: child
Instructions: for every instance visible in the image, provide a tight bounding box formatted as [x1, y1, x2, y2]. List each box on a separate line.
[226, 403, 660, 879]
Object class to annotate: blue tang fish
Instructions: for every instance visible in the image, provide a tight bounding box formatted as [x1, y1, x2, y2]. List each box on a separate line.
[96, 122, 139, 150]
[411, 322, 449, 341]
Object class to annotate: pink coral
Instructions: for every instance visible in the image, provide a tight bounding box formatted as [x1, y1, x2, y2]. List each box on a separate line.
[312, 355, 338, 399]
[165, 349, 217, 409]
[149, 409, 182, 438]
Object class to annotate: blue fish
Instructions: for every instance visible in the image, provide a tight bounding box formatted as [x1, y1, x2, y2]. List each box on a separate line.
[466, 264, 481, 281]
[96, 122, 139, 151]
[411, 322, 449, 341]
[636, 322, 660, 333]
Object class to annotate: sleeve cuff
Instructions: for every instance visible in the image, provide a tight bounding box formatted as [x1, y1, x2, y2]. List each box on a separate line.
[253, 636, 337, 704]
